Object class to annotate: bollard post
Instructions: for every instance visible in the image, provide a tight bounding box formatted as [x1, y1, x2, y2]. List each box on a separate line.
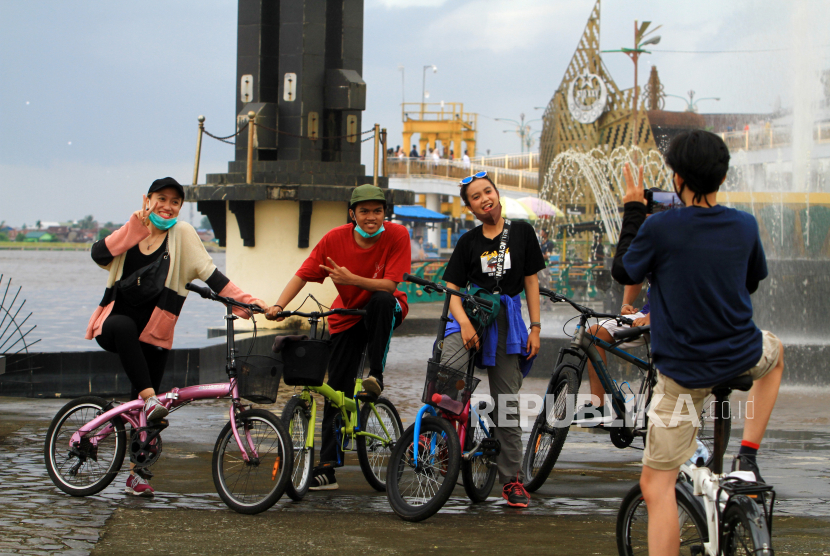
[381, 128, 388, 177]
[192, 116, 205, 185]
[246, 111, 255, 184]
[373, 123, 380, 185]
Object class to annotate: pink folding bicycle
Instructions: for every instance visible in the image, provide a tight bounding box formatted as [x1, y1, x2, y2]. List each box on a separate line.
[43, 283, 292, 514]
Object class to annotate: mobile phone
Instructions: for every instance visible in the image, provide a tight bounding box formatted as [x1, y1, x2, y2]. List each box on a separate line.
[646, 190, 682, 213]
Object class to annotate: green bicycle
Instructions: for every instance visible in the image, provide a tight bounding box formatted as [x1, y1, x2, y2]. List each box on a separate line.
[274, 307, 403, 500]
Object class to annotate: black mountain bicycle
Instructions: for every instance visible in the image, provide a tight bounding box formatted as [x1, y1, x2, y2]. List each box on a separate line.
[523, 288, 727, 492]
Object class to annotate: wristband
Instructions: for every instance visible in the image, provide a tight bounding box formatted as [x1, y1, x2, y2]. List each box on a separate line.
[530, 322, 542, 329]
[621, 303, 633, 311]
[274, 304, 284, 311]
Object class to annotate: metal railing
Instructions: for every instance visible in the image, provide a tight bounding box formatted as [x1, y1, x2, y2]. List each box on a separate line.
[386, 157, 539, 191]
[720, 122, 830, 152]
[469, 152, 540, 171]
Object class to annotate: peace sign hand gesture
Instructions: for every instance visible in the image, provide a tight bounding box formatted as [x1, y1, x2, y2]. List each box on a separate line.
[320, 257, 357, 286]
[622, 163, 646, 206]
[132, 195, 156, 227]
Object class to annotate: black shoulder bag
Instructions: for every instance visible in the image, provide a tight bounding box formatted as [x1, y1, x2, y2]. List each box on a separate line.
[117, 237, 170, 306]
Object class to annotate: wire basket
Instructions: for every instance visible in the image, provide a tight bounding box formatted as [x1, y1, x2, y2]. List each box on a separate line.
[421, 361, 480, 416]
[280, 338, 331, 387]
[235, 355, 283, 404]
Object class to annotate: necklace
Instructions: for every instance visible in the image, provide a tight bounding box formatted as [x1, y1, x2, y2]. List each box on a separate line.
[144, 232, 166, 252]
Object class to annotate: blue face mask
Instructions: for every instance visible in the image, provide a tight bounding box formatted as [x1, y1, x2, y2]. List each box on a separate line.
[355, 223, 384, 238]
[149, 212, 178, 231]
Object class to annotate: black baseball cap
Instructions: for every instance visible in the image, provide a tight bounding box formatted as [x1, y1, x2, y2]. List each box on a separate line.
[148, 177, 185, 200]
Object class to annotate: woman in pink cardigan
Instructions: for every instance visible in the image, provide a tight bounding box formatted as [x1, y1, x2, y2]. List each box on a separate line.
[86, 177, 266, 496]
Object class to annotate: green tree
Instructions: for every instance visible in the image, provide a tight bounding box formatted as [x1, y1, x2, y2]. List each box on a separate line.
[0, 231, 9, 242]
[16, 233, 25, 242]
[97, 228, 112, 241]
[36, 220, 42, 230]
[75, 215, 95, 229]
[199, 216, 212, 231]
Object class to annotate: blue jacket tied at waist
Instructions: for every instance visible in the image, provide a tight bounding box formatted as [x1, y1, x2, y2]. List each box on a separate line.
[445, 292, 536, 377]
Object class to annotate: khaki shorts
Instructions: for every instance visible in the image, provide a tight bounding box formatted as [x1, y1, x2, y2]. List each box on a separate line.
[642, 330, 781, 470]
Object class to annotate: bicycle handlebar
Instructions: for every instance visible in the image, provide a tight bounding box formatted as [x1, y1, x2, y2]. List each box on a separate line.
[185, 282, 266, 313]
[276, 308, 367, 319]
[538, 286, 632, 326]
[403, 273, 494, 309]
[614, 325, 650, 341]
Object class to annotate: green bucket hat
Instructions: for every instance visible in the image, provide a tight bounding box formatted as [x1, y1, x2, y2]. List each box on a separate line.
[350, 184, 387, 208]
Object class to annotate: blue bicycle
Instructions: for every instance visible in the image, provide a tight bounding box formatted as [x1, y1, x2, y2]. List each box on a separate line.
[385, 274, 498, 522]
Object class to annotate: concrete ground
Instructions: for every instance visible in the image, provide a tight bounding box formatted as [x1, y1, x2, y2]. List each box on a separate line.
[2, 338, 830, 556]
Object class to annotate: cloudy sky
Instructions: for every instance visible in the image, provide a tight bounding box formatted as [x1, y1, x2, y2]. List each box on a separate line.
[1, 0, 828, 227]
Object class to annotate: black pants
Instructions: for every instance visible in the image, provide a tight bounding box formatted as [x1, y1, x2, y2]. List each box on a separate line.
[319, 291, 402, 466]
[96, 314, 169, 400]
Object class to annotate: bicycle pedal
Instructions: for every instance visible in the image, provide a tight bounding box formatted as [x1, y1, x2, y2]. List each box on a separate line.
[354, 391, 379, 404]
[480, 438, 500, 457]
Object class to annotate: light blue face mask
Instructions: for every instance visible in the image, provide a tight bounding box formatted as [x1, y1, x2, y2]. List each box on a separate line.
[355, 223, 384, 238]
[149, 212, 178, 231]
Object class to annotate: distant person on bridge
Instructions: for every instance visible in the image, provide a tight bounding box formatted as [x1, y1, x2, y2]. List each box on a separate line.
[462, 150, 471, 170]
[265, 185, 411, 491]
[409, 146, 419, 158]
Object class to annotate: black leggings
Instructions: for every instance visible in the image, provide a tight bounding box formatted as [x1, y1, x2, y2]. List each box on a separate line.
[96, 314, 169, 399]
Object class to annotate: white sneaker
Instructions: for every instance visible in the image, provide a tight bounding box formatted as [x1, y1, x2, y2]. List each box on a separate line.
[144, 396, 168, 422]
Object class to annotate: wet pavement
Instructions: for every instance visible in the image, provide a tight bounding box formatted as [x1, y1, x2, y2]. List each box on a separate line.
[1, 335, 830, 554]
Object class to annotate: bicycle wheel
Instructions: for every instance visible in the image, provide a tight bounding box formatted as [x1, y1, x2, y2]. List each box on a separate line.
[357, 396, 403, 492]
[722, 495, 773, 555]
[696, 392, 731, 468]
[616, 481, 707, 556]
[44, 396, 126, 497]
[281, 396, 314, 501]
[386, 416, 461, 522]
[461, 409, 497, 502]
[212, 408, 292, 514]
[522, 365, 579, 492]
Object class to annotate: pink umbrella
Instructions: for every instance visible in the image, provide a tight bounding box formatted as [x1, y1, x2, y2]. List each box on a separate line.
[518, 197, 564, 218]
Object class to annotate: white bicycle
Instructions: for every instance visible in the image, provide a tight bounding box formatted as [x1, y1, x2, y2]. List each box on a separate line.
[617, 374, 775, 555]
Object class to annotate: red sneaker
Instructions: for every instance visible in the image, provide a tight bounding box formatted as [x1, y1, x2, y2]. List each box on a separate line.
[502, 476, 530, 508]
[125, 473, 155, 497]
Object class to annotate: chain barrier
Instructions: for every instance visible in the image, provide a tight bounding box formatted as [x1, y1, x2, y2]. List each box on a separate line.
[203, 123, 248, 145]
[203, 120, 374, 146]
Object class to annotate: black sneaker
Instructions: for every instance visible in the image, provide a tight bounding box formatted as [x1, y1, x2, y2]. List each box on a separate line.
[731, 454, 764, 483]
[502, 476, 530, 508]
[309, 468, 338, 491]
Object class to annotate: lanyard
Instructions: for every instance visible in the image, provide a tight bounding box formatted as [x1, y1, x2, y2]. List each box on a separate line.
[492, 218, 511, 294]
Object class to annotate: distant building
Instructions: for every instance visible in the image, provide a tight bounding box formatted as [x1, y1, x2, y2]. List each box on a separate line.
[24, 231, 55, 242]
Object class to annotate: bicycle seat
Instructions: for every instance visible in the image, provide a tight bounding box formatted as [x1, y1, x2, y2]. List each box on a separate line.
[711, 374, 753, 395]
[613, 325, 650, 341]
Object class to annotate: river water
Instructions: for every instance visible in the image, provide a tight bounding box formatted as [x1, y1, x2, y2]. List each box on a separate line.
[0, 249, 230, 352]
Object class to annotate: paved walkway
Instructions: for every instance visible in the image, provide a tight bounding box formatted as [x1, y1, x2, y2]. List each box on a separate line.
[1, 365, 830, 555]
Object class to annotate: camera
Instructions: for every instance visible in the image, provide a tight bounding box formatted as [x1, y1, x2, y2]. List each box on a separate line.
[646, 190, 682, 214]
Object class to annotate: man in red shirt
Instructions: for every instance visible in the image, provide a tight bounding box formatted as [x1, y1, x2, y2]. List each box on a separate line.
[266, 185, 410, 490]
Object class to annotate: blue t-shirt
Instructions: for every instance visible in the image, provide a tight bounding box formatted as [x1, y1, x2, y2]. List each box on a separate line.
[622, 205, 768, 388]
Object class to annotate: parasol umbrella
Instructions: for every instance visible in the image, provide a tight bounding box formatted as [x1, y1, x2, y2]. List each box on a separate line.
[518, 196, 564, 218]
[500, 197, 537, 221]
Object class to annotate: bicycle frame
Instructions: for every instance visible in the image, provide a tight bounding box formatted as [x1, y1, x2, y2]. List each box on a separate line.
[295, 379, 396, 455]
[567, 316, 653, 428]
[68, 299, 261, 464]
[679, 386, 775, 555]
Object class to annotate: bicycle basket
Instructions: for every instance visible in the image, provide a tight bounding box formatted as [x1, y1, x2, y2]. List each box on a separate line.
[280, 338, 331, 387]
[235, 355, 283, 404]
[421, 361, 480, 416]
